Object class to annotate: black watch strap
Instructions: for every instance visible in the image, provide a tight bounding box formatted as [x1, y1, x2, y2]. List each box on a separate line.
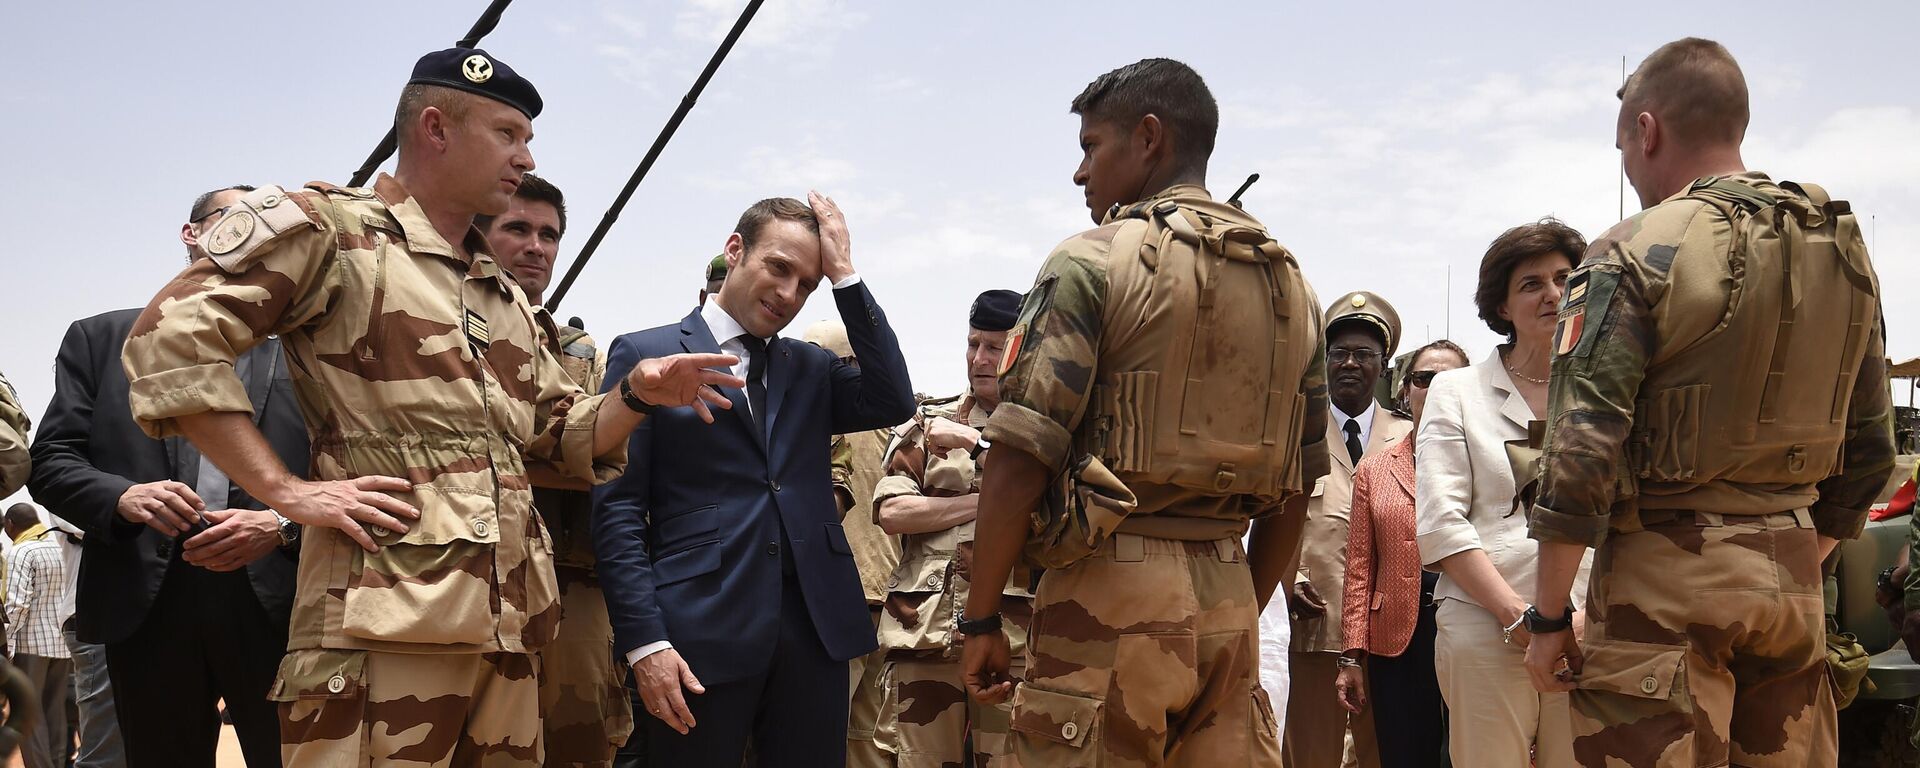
[618, 375, 656, 414]
[1522, 604, 1575, 633]
[969, 437, 991, 460]
[957, 612, 1003, 636]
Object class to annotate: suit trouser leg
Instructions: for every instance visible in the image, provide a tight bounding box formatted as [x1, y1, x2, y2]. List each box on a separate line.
[1284, 653, 1345, 768]
[108, 568, 222, 768]
[197, 566, 288, 768]
[752, 577, 849, 768]
[65, 622, 126, 768]
[1366, 603, 1446, 768]
[1433, 599, 1573, 768]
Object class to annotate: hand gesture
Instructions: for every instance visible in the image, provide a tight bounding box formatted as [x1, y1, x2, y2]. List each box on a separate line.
[633, 648, 706, 735]
[809, 191, 854, 284]
[1523, 628, 1582, 693]
[271, 476, 419, 553]
[628, 353, 744, 424]
[1287, 581, 1327, 620]
[183, 509, 282, 571]
[961, 629, 1016, 704]
[926, 416, 982, 455]
[1334, 663, 1368, 714]
[117, 480, 205, 535]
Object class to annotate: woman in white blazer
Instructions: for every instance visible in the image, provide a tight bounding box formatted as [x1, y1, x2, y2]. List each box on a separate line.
[1416, 219, 1594, 768]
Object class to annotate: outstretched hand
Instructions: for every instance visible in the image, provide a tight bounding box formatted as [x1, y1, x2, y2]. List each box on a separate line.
[628, 353, 744, 423]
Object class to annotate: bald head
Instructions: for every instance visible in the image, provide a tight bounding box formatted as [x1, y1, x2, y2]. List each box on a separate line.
[1619, 38, 1749, 149]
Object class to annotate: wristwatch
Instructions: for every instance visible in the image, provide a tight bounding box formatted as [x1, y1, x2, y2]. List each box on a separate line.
[957, 612, 1003, 636]
[969, 436, 992, 460]
[618, 375, 657, 414]
[274, 512, 300, 548]
[1521, 604, 1576, 634]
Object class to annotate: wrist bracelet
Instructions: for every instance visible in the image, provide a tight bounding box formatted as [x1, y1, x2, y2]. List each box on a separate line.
[957, 613, 1003, 636]
[1502, 612, 1526, 645]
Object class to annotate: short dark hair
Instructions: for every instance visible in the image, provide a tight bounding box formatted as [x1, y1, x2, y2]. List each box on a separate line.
[1619, 38, 1749, 147]
[189, 185, 256, 223]
[1071, 58, 1219, 175]
[1396, 339, 1470, 401]
[393, 83, 475, 151]
[1474, 218, 1587, 338]
[4, 503, 38, 529]
[475, 172, 566, 236]
[733, 198, 819, 256]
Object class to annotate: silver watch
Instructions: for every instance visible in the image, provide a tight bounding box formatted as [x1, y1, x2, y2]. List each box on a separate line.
[274, 513, 300, 548]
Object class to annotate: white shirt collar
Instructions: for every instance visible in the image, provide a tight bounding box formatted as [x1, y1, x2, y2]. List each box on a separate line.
[699, 299, 761, 346]
[1331, 399, 1377, 449]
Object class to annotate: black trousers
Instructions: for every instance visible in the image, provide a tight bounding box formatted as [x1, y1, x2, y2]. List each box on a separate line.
[105, 563, 286, 768]
[1367, 572, 1448, 768]
[644, 577, 848, 768]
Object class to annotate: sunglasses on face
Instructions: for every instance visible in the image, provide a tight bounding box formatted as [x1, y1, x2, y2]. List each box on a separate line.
[1407, 370, 1441, 389]
[189, 205, 232, 225]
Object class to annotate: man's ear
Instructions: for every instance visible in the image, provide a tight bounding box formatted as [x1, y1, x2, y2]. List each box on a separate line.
[1135, 113, 1166, 163]
[420, 106, 453, 153]
[724, 234, 746, 269]
[1635, 112, 1660, 158]
[180, 222, 197, 249]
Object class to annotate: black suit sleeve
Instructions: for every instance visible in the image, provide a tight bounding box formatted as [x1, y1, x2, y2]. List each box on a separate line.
[827, 281, 915, 433]
[28, 320, 142, 541]
[591, 333, 670, 657]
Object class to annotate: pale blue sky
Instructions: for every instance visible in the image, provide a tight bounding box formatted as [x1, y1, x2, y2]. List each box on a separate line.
[5, 1, 1916, 509]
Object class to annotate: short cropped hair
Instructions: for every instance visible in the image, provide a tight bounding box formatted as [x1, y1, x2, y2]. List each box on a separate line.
[4, 503, 39, 529]
[1071, 58, 1219, 174]
[393, 83, 475, 150]
[475, 172, 566, 236]
[1474, 218, 1587, 338]
[189, 185, 256, 223]
[1619, 38, 1750, 147]
[734, 198, 820, 256]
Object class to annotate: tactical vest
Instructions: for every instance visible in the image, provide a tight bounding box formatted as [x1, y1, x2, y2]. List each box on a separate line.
[1629, 178, 1879, 493]
[1085, 194, 1317, 504]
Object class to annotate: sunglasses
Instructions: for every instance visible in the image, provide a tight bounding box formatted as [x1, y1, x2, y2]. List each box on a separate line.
[189, 205, 232, 225]
[1407, 370, 1441, 389]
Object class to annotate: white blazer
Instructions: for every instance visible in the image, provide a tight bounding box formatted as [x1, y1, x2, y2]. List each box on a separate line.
[1414, 350, 1590, 610]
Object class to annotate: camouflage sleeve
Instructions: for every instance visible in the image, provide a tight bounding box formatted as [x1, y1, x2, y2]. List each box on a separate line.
[522, 330, 624, 486]
[123, 187, 341, 439]
[1817, 307, 1894, 540]
[0, 371, 31, 498]
[1529, 233, 1665, 549]
[872, 413, 930, 509]
[983, 236, 1109, 473]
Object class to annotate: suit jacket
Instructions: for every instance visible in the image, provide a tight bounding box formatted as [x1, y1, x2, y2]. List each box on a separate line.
[593, 283, 914, 685]
[26, 308, 310, 646]
[1341, 436, 1421, 657]
[1291, 406, 1412, 653]
[1414, 351, 1590, 611]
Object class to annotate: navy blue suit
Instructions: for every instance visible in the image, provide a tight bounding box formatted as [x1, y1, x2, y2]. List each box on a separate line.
[594, 282, 913, 767]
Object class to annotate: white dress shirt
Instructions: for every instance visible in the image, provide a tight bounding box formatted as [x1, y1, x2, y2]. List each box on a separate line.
[627, 273, 862, 668]
[1331, 399, 1376, 451]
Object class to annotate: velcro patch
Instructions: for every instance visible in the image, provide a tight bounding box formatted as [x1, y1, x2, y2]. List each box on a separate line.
[999, 323, 1026, 376]
[206, 185, 321, 273]
[1554, 306, 1585, 356]
[465, 310, 492, 350]
[1555, 268, 1619, 360]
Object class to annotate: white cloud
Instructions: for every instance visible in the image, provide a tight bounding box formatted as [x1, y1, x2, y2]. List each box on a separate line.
[673, 0, 868, 55]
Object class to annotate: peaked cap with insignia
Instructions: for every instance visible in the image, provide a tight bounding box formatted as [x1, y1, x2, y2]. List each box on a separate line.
[1324, 291, 1403, 359]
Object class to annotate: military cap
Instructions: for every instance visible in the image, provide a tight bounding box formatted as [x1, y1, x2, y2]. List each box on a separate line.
[802, 320, 853, 358]
[409, 48, 542, 119]
[1324, 291, 1402, 359]
[970, 290, 1023, 332]
[706, 254, 730, 283]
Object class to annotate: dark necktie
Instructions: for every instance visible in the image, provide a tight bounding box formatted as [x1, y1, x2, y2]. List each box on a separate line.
[741, 334, 768, 436]
[1345, 418, 1364, 465]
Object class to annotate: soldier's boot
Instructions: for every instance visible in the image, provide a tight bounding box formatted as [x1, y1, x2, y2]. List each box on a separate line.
[276, 650, 543, 767]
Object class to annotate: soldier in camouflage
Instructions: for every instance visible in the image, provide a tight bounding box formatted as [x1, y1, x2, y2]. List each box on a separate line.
[477, 173, 635, 767]
[806, 318, 904, 768]
[0, 371, 28, 498]
[870, 289, 1028, 767]
[700, 254, 728, 307]
[960, 59, 1327, 767]
[1523, 38, 1894, 767]
[120, 48, 741, 766]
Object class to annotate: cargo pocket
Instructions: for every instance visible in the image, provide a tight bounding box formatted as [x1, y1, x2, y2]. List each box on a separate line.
[269, 649, 368, 752]
[1578, 639, 1688, 704]
[1639, 385, 1707, 482]
[1010, 684, 1102, 767]
[341, 484, 500, 646]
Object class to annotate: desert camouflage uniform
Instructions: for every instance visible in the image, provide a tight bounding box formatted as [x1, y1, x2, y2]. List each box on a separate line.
[1529, 172, 1893, 767]
[530, 311, 634, 767]
[123, 175, 627, 767]
[984, 185, 1327, 767]
[0, 371, 30, 498]
[871, 394, 1031, 767]
[832, 425, 902, 768]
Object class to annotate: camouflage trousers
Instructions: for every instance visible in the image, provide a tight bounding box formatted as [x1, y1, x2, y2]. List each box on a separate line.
[275, 649, 542, 767]
[1010, 534, 1282, 767]
[1572, 510, 1836, 767]
[539, 570, 634, 767]
[848, 608, 893, 768]
[876, 654, 1021, 767]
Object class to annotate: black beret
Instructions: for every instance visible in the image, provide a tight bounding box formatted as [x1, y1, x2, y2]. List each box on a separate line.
[970, 290, 1024, 332]
[409, 48, 542, 120]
